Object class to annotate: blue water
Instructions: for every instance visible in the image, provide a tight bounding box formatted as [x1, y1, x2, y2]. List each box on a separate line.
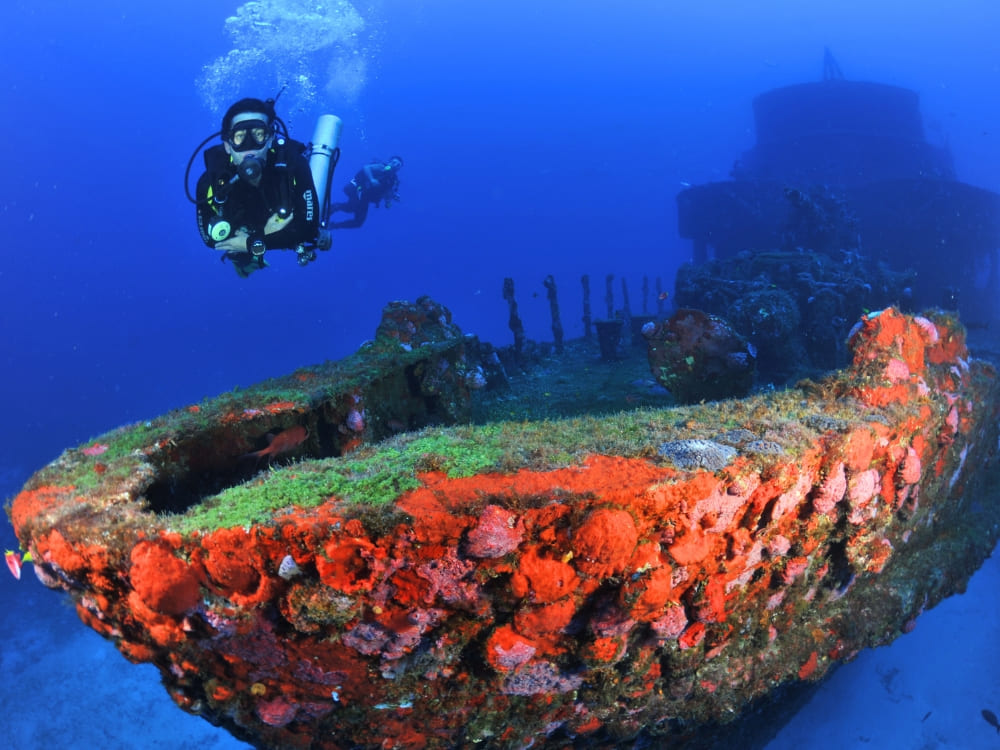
[2, 1, 999, 747]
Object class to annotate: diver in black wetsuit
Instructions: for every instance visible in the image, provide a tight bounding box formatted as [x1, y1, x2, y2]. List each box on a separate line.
[195, 98, 326, 277]
[329, 156, 403, 229]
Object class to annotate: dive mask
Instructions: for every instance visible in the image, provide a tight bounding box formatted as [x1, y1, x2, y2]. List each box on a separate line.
[228, 119, 272, 152]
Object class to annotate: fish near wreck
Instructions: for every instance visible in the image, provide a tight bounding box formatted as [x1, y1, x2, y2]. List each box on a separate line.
[6, 306, 1000, 750]
[241, 424, 308, 462]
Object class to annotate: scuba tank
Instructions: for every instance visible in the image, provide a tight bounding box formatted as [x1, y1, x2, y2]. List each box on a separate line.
[308, 115, 343, 224]
[292, 114, 342, 265]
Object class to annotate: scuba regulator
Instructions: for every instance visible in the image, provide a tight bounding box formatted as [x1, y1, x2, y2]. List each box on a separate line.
[184, 93, 287, 218]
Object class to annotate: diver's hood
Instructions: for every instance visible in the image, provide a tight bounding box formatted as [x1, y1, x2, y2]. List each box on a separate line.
[204, 144, 233, 173]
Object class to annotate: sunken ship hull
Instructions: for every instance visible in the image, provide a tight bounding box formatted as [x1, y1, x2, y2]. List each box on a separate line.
[8, 300, 1000, 749]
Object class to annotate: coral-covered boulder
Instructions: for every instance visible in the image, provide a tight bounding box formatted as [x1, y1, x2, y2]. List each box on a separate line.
[643, 307, 757, 402]
[7, 307, 1000, 750]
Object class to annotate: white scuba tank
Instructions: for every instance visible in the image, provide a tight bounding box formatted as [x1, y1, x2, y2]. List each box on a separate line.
[309, 114, 343, 213]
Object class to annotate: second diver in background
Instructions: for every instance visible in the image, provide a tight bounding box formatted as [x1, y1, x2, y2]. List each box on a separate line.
[329, 157, 404, 229]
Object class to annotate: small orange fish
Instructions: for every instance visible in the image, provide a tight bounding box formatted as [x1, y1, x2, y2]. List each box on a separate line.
[242, 425, 309, 461]
[5, 550, 32, 580]
[658, 291, 670, 301]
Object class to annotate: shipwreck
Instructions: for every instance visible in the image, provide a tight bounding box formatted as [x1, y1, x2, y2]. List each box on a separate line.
[676, 61, 1000, 326]
[7, 295, 1000, 749]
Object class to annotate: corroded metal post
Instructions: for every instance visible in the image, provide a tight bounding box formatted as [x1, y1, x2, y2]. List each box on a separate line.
[543, 275, 564, 354]
[581, 274, 592, 339]
[620, 277, 633, 346]
[503, 277, 525, 367]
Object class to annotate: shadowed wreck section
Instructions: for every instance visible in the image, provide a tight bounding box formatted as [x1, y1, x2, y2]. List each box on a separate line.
[7, 303, 1000, 750]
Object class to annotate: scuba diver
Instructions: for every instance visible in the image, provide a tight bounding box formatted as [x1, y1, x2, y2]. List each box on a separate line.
[329, 157, 404, 229]
[186, 95, 340, 277]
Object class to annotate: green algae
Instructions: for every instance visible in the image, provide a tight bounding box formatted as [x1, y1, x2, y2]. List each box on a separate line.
[33, 342, 439, 496]
[44, 332, 888, 536]
[165, 383, 840, 535]
[167, 425, 509, 533]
